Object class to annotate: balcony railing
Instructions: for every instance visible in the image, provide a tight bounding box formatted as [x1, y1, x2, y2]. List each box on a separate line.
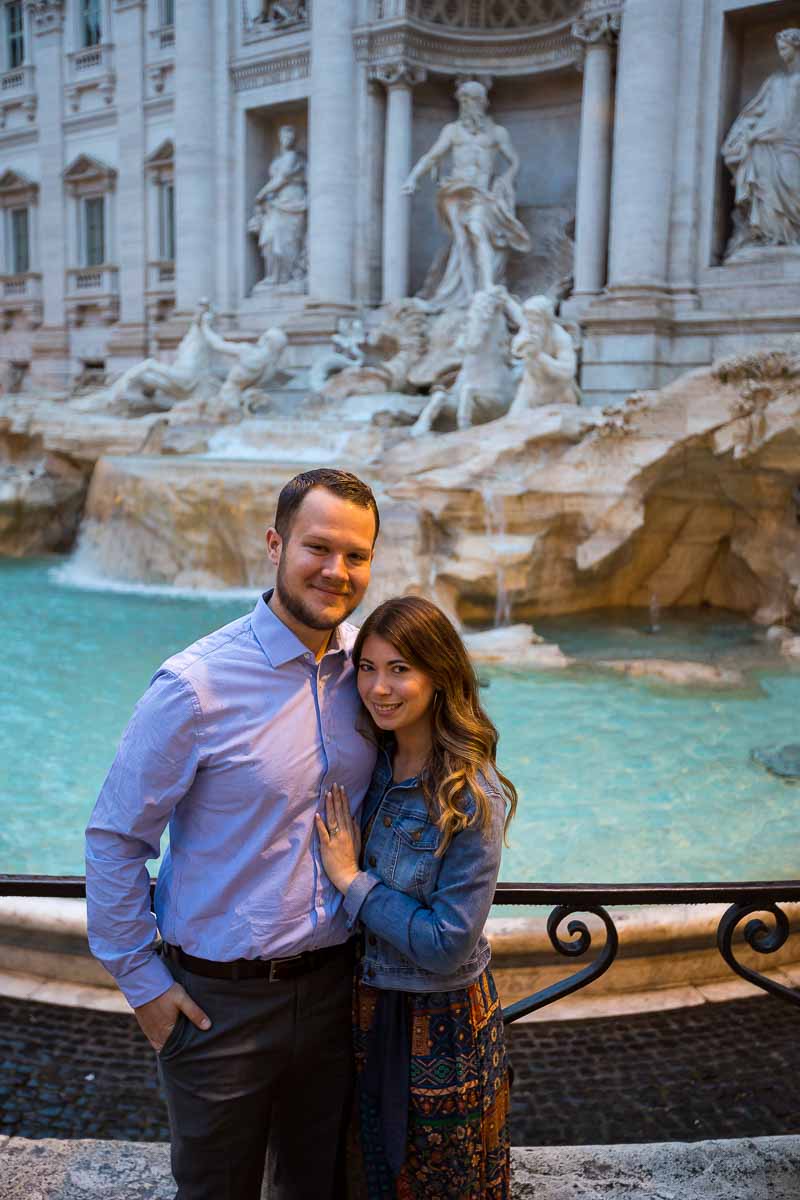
[0, 63, 35, 95]
[67, 43, 114, 80]
[1, 272, 41, 301]
[66, 264, 118, 297]
[2, 876, 798, 1024]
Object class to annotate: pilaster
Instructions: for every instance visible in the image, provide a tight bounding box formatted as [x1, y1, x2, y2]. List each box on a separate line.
[174, 0, 215, 314]
[28, 0, 69, 389]
[107, 0, 148, 367]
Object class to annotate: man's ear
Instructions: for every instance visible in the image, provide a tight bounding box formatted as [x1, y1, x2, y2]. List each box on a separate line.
[266, 527, 283, 566]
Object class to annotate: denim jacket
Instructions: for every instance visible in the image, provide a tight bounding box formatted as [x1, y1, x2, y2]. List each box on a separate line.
[343, 745, 506, 992]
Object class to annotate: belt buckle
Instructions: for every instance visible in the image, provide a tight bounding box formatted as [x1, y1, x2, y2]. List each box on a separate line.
[268, 952, 304, 982]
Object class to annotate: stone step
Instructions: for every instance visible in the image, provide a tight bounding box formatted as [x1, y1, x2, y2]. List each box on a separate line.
[1, 1136, 798, 1199]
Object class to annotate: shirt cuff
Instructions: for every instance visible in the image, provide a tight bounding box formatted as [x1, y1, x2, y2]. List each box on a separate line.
[115, 951, 176, 1010]
[343, 871, 380, 929]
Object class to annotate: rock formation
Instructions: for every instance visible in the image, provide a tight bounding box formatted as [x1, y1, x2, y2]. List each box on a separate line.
[3, 350, 800, 632]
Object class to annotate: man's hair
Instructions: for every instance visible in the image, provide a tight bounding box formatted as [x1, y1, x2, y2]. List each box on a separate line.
[274, 468, 380, 542]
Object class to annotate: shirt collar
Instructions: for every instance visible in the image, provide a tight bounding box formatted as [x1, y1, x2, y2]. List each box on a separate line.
[251, 589, 348, 668]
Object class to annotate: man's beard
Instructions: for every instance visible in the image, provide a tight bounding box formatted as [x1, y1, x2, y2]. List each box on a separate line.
[275, 556, 357, 631]
[460, 109, 485, 134]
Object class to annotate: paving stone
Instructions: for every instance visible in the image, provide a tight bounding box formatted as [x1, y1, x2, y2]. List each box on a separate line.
[0, 992, 798, 1148]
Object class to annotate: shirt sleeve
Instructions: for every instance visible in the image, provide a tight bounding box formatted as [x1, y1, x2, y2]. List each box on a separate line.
[343, 789, 505, 976]
[85, 670, 201, 1009]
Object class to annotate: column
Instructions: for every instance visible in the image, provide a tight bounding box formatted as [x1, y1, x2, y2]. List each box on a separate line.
[571, 13, 619, 298]
[667, 0, 706, 304]
[307, 0, 357, 307]
[174, 0, 216, 312]
[29, 0, 70, 388]
[353, 71, 385, 305]
[108, 0, 147, 366]
[606, 0, 682, 295]
[378, 64, 426, 302]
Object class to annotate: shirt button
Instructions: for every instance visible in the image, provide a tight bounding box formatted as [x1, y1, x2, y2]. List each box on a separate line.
[383, 816, 392, 828]
[364, 966, 374, 979]
[411, 830, 422, 842]
[368, 854, 377, 868]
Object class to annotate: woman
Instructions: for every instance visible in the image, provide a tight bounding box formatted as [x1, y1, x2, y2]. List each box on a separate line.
[315, 595, 517, 1199]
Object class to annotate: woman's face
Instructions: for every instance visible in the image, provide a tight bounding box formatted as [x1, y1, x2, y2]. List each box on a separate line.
[357, 634, 436, 736]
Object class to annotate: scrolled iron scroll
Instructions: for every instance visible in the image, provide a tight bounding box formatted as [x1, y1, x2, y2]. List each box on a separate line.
[502, 904, 619, 1025]
[716, 900, 799, 1007]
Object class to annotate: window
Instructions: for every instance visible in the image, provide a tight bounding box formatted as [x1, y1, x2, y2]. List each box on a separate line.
[83, 196, 105, 266]
[6, 2, 24, 69]
[160, 0, 175, 25]
[159, 182, 175, 260]
[81, 0, 102, 48]
[10, 207, 28, 273]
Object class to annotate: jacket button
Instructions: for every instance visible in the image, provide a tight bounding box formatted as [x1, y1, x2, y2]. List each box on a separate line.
[368, 854, 377, 867]
[411, 830, 422, 842]
[383, 816, 392, 827]
[364, 966, 374, 978]
[368, 935, 377, 946]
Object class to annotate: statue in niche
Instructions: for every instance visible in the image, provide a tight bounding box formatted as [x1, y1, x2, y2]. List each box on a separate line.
[509, 295, 579, 411]
[108, 300, 214, 408]
[248, 124, 308, 289]
[722, 28, 800, 258]
[200, 311, 288, 412]
[410, 286, 518, 435]
[258, 0, 306, 26]
[402, 80, 531, 308]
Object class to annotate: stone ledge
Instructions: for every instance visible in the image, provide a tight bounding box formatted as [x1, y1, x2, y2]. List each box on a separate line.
[1, 1136, 799, 1199]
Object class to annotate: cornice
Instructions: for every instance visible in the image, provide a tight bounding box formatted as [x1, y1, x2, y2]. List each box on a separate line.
[230, 48, 310, 90]
[353, 18, 581, 76]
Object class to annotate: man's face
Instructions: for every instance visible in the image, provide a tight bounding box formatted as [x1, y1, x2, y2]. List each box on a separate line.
[266, 488, 375, 631]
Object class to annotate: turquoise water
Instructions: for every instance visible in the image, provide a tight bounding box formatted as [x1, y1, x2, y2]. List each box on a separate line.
[2, 560, 799, 882]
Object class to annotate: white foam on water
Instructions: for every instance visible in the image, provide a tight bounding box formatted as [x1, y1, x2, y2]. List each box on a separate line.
[203, 425, 352, 462]
[50, 558, 261, 602]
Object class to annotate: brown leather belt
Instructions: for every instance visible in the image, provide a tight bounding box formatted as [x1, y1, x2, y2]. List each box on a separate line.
[162, 939, 353, 982]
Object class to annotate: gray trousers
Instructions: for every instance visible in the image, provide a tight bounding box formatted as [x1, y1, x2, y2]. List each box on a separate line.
[157, 945, 354, 1200]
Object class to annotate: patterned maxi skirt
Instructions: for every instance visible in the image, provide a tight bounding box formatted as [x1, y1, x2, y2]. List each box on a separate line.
[348, 967, 511, 1199]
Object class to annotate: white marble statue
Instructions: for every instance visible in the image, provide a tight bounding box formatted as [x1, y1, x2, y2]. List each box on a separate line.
[309, 317, 366, 393]
[109, 300, 213, 407]
[722, 28, 800, 257]
[509, 295, 579, 411]
[200, 312, 288, 411]
[248, 124, 308, 289]
[402, 80, 531, 308]
[411, 286, 517, 435]
[259, 0, 306, 26]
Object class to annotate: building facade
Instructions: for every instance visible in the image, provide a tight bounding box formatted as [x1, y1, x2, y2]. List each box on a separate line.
[0, 0, 798, 401]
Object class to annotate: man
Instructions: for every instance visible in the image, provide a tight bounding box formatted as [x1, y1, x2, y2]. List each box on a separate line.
[402, 79, 531, 308]
[85, 468, 380, 1200]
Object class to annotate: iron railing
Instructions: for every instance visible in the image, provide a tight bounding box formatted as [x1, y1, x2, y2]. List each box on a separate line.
[2, 876, 799, 1025]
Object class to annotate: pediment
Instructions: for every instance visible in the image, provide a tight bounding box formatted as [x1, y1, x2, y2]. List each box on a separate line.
[145, 139, 175, 167]
[0, 169, 37, 194]
[63, 154, 117, 188]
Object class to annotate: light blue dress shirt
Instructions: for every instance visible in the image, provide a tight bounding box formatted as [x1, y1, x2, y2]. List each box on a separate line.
[85, 593, 377, 1009]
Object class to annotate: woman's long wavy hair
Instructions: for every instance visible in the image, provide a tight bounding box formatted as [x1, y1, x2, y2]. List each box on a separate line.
[353, 596, 517, 855]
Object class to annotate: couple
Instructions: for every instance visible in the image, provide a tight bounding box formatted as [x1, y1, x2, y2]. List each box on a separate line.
[85, 468, 516, 1199]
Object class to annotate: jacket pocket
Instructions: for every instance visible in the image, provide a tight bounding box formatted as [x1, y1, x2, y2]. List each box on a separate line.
[390, 813, 440, 900]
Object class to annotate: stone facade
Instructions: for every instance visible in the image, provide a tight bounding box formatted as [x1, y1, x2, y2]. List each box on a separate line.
[0, 0, 798, 401]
